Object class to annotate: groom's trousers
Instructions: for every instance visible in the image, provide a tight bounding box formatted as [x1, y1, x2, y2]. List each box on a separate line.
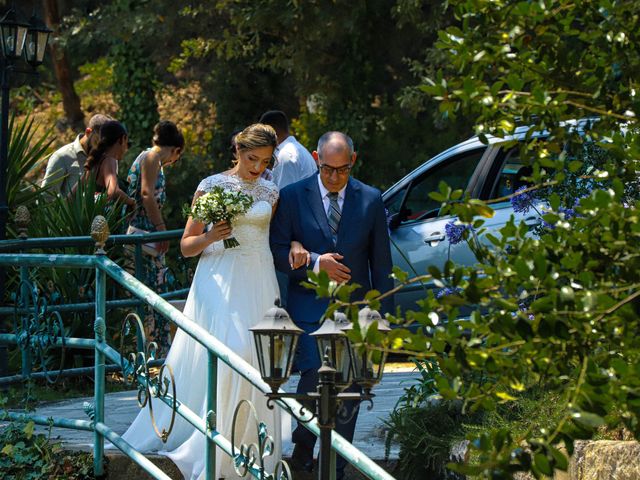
[292, 367, 362, 474]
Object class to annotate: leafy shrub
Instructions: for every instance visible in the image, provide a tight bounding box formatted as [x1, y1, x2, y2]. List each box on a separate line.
[0, 417, 95, 479]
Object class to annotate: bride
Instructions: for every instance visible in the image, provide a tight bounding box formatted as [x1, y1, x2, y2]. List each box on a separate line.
[120, 123, 303, 479]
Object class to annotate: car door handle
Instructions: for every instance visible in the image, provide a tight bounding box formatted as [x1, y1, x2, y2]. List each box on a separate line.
[524, 216, 541, 227]
[423, 232, 445, 244]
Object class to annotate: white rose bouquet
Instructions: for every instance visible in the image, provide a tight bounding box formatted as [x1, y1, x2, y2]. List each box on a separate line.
[183, 186, 254, 248]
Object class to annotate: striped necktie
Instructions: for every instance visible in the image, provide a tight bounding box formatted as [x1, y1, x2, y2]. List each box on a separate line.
[327, 192, 341, 242]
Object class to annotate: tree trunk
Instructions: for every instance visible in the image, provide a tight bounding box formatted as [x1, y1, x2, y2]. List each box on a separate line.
[43, 0, 84, 130]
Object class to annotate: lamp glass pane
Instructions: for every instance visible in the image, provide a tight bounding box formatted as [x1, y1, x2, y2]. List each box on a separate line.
[253, 332, 268, 378]
[353, 347, 381, 382]
[271, 333, 290, 379]
[36, 30, 49, 63]
[333, 337, 352, 386]
[24, 30, 36, 62]
[258, 333, 274, 377]
[1, 24, 17, 57]
[15, 25, 26, 57]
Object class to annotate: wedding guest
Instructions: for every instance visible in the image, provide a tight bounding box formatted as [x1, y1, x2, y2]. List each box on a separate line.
[125, 120, 184, 355]
[42, 114, 113, 196]
[73, 120, 135, 207]
[259, 110, 316, 188]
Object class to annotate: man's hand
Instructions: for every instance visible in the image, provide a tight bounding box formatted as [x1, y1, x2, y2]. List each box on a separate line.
[318, 253, 351, 283]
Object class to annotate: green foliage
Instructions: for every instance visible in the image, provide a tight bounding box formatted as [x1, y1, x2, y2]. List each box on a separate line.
[161, 0, 472, 187]
[0, 416, 94, 479]
[111, 41, 160, 150]
[75, 57, 114, 95]
[301, 1, 640, 479]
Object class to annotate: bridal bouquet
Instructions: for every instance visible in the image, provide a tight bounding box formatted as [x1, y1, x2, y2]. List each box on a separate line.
[184, 186, 254, 248]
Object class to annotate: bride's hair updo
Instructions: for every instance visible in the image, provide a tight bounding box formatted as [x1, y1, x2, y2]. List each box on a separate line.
[235, 123, 277, 152]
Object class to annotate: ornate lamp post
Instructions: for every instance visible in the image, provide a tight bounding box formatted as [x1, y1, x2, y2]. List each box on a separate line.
[251, 305, 390, 480]
[0, 6, 51, 242]
[0, 6, 51, 378]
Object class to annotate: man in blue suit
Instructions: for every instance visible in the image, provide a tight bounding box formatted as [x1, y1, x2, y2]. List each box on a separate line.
[270, 131, 393, 479]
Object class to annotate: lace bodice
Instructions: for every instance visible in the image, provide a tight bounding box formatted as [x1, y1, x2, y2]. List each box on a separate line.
[196, 173, 279, 206]
[196, 174, 279, 256]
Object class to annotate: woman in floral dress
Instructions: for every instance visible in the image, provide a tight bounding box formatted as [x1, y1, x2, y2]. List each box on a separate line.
[126, 120, 184, 355]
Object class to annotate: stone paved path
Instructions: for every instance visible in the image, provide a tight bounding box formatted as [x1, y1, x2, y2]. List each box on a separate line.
[8, 367, 419, 461]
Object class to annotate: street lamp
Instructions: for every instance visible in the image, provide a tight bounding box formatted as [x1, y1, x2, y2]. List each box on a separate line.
[249, 300, 304, 393]
[251, 306, 390, 480]
[342, 307, 391, 395]
[310, 311, 353, 391]
[0, 9, 28, 61]
[24, 14, 51, 67]
[0, 7, 51, 242]
[0, 7, 51, 379]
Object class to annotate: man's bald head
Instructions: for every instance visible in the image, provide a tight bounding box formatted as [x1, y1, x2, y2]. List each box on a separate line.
[316, 131, 354, 159]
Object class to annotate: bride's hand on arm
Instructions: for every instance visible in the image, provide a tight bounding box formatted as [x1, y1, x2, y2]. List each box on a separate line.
[289, 240, 310, 270]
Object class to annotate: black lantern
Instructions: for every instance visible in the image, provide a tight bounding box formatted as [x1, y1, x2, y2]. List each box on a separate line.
[0, 9, 28, 60]
[341, 307, 391, 394]
[250, 301, 303, 393]
[24, 14, 51, 67]
[310, 312, 353, 391]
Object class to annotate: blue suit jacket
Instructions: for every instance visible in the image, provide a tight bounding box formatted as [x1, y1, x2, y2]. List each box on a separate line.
[270, 173, 394, 372]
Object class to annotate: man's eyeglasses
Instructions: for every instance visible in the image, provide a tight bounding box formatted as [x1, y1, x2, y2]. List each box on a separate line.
[318, 164, 352, 176]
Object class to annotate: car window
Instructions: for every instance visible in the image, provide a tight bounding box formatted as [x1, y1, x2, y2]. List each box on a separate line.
[398, 148, 485, 224]
[487, 148, 530, 200]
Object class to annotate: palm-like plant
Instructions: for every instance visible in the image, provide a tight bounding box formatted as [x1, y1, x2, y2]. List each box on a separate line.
[6, 113, 55, 209]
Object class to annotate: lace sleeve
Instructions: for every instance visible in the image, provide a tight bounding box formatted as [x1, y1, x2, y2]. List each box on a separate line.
[196, 174, 222, 193]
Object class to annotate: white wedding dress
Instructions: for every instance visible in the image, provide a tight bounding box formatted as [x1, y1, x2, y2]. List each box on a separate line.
[119, 174, 286, 479]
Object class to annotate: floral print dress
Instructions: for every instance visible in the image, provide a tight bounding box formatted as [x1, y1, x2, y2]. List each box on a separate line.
[126, 149, 171, 354]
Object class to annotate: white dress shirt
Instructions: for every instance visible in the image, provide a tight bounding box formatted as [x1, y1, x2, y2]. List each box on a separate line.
[272, 135, 317, 189]
[313, 175, 346, 272]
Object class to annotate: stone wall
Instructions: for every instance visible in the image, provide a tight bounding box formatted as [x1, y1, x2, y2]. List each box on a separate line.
[515, 440, 640, 480]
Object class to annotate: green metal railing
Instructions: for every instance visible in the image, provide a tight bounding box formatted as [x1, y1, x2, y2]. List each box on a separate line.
[0, 227, 395, 480]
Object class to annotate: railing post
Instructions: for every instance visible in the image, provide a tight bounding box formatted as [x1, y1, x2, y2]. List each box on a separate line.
[205, 351, 218, 479]
[91, 215, 109, 477]
[94, 266, 106, 476]
[19, 264, 32, 380]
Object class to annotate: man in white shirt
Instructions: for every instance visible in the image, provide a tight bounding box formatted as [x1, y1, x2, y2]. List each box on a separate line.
[41, 114, 112, 196]
[259, 110, 317, 189]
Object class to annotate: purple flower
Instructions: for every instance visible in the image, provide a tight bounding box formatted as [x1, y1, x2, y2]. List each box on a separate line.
[436, 287, 463, 299]
[558, 206, 576, 219]
[511, 186, 536, 214]
[541, 203, 579, 229]
[445, 221, 472, 245]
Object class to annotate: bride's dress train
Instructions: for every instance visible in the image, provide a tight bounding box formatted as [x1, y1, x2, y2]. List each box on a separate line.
[118, 174, 287, 479]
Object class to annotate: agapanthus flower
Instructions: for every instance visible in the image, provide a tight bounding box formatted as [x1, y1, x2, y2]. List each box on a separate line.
[541, 203, 580, 229]
[511, 186, 536, 214]
[445, 221, 472, 245]
[436, 287, 463, 299]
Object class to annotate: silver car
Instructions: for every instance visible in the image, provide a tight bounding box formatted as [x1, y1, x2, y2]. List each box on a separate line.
[383, 127, 543, 311]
